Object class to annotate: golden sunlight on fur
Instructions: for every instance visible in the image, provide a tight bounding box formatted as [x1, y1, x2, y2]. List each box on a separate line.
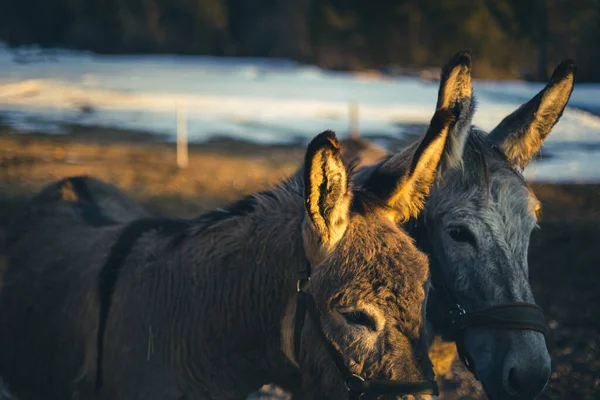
[428, 336, 458, 378]
[389, 110, 455, 223]
[60, 180, 81, 203]
[439, 63, 472, 110]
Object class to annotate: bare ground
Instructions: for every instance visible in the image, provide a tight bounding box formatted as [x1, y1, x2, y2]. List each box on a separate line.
[0, 124, 598, 399]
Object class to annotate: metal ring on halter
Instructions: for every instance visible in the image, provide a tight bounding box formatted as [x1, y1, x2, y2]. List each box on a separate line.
[345, 374, 366, 394]
[449, 303, 466, 329]
[296, 278, 309, 292]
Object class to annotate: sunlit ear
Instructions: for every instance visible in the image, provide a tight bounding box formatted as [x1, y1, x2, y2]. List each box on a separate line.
[339, 51, 474, 173]
[489, 59, 576, 169]
[435, 50, 475, 171]
[360, 109, 456, 223]
[302, 131, 351, 260]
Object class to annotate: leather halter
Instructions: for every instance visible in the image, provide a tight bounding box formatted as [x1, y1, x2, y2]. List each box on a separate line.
[293, 262, 439, 399]
[406, 218, 548, 373]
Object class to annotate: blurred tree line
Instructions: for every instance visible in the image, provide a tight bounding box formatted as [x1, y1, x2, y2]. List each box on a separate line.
[1, 0, 599, 81]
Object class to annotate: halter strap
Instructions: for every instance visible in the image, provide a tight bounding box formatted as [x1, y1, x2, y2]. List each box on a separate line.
[95, 218, 192, 391]
[450, 302, 547, 334]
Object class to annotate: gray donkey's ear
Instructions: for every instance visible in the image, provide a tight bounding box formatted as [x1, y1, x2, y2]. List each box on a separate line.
[435, 50, 475, 171]
[303, 131, 351, 256]
[360, 109, 456, 223]
[489, 59, 576, 170]
[339, 51, 474, 172]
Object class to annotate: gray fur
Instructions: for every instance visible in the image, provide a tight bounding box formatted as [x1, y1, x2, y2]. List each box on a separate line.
[422, 131, 549, 399]
[0, 127, 449, 400]
[344, 55, 575, 399]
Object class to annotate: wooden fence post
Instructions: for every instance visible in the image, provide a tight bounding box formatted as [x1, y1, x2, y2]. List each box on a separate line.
[349, 101, 360, 139]
[177, 103, 189, 169]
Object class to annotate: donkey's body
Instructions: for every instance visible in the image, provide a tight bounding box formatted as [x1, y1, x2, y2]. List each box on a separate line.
[0, 178, 147, 399]
[1, 178, 314, 399]
[0, 121, 456, 399]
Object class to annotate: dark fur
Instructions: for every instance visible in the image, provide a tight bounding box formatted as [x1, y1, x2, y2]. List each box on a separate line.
[96, 218, 192, 390]
[0, 127, 452, 399]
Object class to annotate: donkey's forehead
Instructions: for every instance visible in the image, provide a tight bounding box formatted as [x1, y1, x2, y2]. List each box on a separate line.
[330, 216, 429, 281]
[490, 166, 536, 210]
[347, 213, 416, 248]
[431, 131, 539, 220]
[484, 177, 540, 254]
[434, 163, 537, 223]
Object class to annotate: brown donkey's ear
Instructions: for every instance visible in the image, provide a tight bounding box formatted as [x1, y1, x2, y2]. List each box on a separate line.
[360, 109, 456, 223]
[489, 59, 576, 170]
[303, 131, 351, 258]
[435, 50, 475, 171]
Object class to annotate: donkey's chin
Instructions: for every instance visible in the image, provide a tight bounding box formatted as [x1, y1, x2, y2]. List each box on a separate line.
[464, 329, 551, 399]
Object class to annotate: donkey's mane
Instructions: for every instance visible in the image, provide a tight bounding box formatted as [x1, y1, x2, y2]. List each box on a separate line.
[465, 129, 527, 185]
[179, 160, 364, 242]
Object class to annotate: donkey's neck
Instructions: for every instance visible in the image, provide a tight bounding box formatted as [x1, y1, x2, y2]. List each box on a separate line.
[161, 182, 306, 397]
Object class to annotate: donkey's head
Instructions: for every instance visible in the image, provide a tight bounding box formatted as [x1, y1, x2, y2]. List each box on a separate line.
[283, 107, 457, 399]
[367, 53, 573, 399]
[423, 56, 574, 399]
[345, 52, 575, 399]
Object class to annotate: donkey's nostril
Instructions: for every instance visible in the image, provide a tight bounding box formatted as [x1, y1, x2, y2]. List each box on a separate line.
[507, 368, 522, 394]
[504, 363, 550, 398]
[339, 310, 378, 331]
[499, 334, 552, 399]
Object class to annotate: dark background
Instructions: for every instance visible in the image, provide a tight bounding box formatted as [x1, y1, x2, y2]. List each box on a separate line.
[2, 0, 600, 81]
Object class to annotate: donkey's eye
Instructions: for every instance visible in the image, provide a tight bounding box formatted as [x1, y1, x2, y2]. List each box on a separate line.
[446, 225, 477, 247]
[339, 310, 378, 331]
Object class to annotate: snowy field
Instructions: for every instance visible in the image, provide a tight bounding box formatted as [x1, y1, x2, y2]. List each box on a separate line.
[1, 44, 600, 182]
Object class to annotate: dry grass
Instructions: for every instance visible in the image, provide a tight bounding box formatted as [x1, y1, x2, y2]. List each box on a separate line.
[0, 126, 303, 220]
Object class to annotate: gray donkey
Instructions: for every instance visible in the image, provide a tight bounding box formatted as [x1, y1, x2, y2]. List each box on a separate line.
[342, 52, 576, 399]
[0, 110, 457, 399]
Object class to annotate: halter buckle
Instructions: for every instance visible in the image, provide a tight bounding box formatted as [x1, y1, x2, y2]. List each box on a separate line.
[345, 374, 365, 395]
[450, 304, 466, 329]
[296, 278, 310, 292]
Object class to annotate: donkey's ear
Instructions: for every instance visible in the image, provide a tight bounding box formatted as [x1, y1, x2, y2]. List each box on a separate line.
[435, 50, 475, 171]
[361, 109, 456, 223]
[489, 60, 576, 169]
[303, 131, 351, 254]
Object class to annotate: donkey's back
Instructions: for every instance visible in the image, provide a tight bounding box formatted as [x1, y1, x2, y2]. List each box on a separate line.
[0, 176, 147, 399]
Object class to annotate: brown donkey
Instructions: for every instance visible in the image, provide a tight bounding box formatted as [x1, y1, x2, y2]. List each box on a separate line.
[0, 111, 457, 399]
[343, 52, 576, 399]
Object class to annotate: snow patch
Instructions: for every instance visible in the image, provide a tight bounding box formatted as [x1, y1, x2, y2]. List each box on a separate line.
[1, 46, 600, 182]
